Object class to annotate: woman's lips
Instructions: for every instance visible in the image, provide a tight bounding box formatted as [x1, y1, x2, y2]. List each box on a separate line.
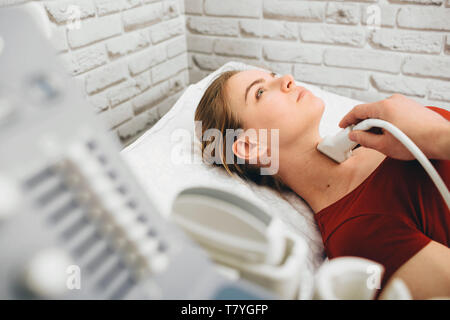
[296, 87, 308, 102]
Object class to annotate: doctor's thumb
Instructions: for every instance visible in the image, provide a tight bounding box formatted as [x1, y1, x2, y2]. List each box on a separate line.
[349, 130, 384, 151]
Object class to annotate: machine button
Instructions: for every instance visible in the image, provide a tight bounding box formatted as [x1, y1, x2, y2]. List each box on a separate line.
[22, 248, 73, 298]
[0, 174, 21, 221]
[147, 254, 169, 274]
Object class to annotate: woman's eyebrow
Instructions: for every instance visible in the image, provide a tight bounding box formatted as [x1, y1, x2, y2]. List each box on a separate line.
[245, 78, 265, 103]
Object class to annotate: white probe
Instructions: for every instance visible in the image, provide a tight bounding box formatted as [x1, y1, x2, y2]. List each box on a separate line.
[317, 119, 450, 209]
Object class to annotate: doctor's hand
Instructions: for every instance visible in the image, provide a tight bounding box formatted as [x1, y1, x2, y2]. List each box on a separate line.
[339, 94, 450, 160]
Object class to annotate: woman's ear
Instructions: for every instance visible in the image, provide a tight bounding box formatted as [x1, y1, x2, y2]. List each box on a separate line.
[232, 130, 268, 165]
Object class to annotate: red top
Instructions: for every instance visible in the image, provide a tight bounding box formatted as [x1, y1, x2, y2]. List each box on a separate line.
[315, 106, 450, 289]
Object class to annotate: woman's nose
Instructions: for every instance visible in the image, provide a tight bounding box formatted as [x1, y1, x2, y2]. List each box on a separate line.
[280, 74, 296, 93]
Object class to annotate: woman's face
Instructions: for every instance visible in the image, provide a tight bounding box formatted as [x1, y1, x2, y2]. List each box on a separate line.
[225, 70, 325, 148]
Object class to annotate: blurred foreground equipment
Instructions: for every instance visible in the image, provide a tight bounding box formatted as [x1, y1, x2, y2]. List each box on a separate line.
[0, 8, 268, 300]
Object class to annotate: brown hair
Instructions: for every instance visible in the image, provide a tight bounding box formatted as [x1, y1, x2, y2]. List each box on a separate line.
[194, 70, 291, 194]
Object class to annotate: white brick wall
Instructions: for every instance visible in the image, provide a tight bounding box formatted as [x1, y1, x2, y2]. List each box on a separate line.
[1, 0, 188, 146]
[2, 0, 450, 146]
[186, 0, 450, 110]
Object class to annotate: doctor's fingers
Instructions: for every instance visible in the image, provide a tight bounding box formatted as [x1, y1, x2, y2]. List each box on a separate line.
[339, 101, 385, 129]
[349, 130, 414, 160]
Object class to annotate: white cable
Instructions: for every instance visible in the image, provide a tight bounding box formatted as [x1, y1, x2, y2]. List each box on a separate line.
[353, 119, 450, 209]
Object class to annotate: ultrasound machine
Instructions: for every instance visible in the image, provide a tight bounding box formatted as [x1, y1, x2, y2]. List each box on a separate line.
[0, 8, 273, 300]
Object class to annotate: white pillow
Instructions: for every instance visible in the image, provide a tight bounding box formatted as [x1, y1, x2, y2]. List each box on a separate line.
[121, 62, 365, 292]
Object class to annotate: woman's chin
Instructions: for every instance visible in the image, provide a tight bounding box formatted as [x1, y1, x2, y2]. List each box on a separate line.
[303, 93, 325, 113]
[313, 95, 326, 113]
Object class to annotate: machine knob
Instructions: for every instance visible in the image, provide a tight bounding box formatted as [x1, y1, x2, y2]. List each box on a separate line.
[0, 174, 21, 221]
[22, 248, 73, 299]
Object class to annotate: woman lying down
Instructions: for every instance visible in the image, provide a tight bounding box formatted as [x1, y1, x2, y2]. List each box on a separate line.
[194, 69, 450, 299]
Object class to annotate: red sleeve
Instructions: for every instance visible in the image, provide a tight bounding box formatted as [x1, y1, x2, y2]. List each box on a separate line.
[426, 106, 450, 121]
[325, 213, 432, 288]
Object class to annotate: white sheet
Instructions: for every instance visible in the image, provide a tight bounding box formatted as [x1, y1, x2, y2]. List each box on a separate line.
[121, 61, 365, 297]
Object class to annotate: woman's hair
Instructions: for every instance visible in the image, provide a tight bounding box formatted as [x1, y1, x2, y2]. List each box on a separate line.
[194, 70, 291, 195]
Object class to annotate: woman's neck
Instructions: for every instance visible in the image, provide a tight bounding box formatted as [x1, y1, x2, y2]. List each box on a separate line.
[278, 135, 386, 213]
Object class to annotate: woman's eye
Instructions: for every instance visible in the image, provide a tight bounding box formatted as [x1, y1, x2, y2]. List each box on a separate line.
[256, 88, 264, 99]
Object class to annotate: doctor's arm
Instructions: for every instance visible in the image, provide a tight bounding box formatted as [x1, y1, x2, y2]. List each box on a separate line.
[339, 94, 450, 161]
